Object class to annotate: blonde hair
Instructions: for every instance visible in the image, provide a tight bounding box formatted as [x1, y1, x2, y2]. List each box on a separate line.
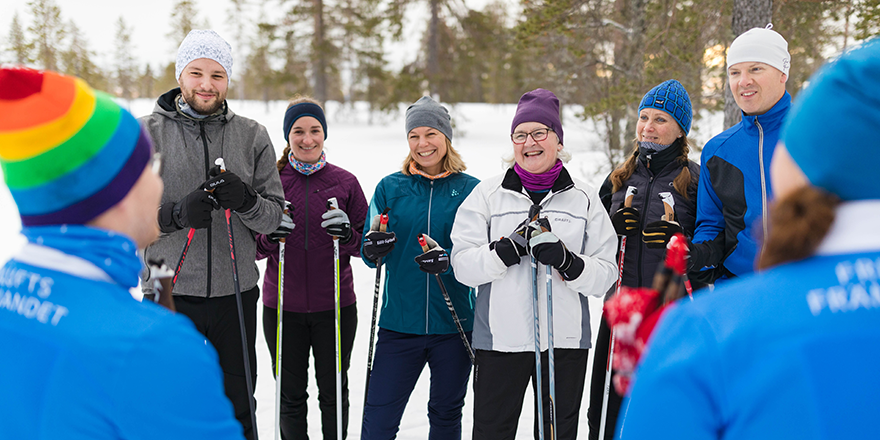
[609, 137, 694, 199]
[277, 95, 324, 172]
[401, 136, 467, 175]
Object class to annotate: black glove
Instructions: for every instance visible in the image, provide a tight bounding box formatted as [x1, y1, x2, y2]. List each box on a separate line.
[321, 208, 352, 243]
[414, 234, 449, 274]
[528, 226, 585, 281]
[267, 212, 295, 243]
[610, 207, 640, 237]
[204, 167, 258, 212]
[158, 189, 219, 231]
[642, 220, 683, 249]
[491, 217, 532, 267]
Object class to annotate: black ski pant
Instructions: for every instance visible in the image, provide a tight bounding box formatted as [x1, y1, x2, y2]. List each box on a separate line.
[472, 348, 589, 440]
[587, 314, 623, 440]
[175, 287, 259, 440]
[263, 303, 358, 440]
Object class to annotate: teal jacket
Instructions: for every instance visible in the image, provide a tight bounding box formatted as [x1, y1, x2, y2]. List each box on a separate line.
[362, 171, 480, 335]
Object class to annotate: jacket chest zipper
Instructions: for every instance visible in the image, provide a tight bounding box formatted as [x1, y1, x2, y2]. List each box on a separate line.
[426, 181, 434, 334]
[756, 118, 768, 255]
[636, 175, 657, 287]
[304, 176, 310, 311]
[200, 121, 213, 298]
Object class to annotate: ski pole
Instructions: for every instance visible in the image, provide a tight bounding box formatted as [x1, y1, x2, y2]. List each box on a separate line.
[527, 204, 545, 440]
[171, 228, 195, 291]
[417, 234, 475, 364]
[327, 198, 344, 440]
[364, 208, 390, 407]
[215, 158, 259, 440]
[658, 192, 693, 299]
[275, 201, 291, 440]
[541, 237, 557, 440]
[600, 185, 636, 440]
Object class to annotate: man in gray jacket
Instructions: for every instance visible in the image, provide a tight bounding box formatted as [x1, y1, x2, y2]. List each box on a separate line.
[140, 29, 285, 440]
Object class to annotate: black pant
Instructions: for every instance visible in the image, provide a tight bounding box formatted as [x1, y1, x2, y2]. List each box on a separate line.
[472, 348, 589, 440]
[263, 303, 358, 440]
[586, 315, 623, 440]
[175, 287, 259, 440]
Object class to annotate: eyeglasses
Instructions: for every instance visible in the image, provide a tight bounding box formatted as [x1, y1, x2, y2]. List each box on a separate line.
[150, 153, 163, 175]
[511, 128, 553, 145]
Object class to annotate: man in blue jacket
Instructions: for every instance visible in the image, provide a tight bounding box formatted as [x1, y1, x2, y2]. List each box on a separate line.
[689, 24, 791, 287]
[619, 37, 880, 440]
[0, 67, 244, 439]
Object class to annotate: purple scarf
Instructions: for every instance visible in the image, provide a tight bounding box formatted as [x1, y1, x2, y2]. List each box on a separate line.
[514, 159, 563, 192]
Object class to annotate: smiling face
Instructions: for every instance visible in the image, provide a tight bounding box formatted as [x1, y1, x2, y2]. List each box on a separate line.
[728, 61, 787, 116]
[408, 126, 448, 175]
[288, 116, 325, 164]
[512, 121, 561, 174]
[637, 108, 683, 145]
[178, 58, 228, 115]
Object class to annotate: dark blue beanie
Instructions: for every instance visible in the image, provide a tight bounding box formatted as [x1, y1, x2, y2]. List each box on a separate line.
[782, 38, 880, 201]
[639, 79, 692, 135]
[283, 102, 327, 142]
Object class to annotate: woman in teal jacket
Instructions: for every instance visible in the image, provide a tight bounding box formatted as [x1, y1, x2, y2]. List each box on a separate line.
[360, 96, 479, 440]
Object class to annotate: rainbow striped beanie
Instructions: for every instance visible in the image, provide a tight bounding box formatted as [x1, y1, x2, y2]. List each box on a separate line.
[0, 66, 152, 226]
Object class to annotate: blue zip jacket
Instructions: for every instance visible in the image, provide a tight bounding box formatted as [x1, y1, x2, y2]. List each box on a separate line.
[0, 226, 242, 440]
[619, 204, 880, 439]
[362, 171, 480, 335]
[690, 92, 791, 285]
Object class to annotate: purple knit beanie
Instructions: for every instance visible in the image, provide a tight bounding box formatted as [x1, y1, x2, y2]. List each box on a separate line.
[511, 88, 564, 145]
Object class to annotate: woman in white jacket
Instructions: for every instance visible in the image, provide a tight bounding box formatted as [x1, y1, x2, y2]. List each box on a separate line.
[450, 88, 618, 440]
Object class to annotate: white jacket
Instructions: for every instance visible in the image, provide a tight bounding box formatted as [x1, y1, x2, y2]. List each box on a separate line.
[450, 168, 618, 352]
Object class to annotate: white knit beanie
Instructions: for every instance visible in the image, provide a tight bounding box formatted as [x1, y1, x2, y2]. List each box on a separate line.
[726, 24, 791, 76]
[175, 30, 233, 82]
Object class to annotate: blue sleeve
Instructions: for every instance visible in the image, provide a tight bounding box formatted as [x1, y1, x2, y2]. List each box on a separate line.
[617, 304, 724, 440]
[113, 315, 245, 440]
[692, 147, 725, 245]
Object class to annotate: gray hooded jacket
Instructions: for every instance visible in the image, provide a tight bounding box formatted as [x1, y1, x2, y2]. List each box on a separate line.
[140, 88, 284, 297]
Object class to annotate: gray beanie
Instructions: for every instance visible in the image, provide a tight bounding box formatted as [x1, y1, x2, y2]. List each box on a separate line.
[405, 96, 453, 141]
[175, 30, 233, 82]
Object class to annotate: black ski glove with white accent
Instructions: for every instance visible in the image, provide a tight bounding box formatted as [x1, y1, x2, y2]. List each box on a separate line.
[528, 226, 585, 281]
[491, 217, 530, 266]
[642, 220, 682, 249]
[204, 166, 258, 212]
[321, 208, 353, 243]
[415, 234, 449, 275]
[158, 189, 219, 232]
[610, 207, 640, 237]
[363, 214, 396, 261]
[267, 212, 295, 243]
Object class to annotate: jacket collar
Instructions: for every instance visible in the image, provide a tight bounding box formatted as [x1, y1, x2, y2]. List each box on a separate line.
[502, 165, 575, 195]
[740, 91, 791, 135]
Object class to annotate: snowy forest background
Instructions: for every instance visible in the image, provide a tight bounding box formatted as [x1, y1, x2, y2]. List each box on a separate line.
[3, 0, 879, 167]
[2, 0, 880, 438]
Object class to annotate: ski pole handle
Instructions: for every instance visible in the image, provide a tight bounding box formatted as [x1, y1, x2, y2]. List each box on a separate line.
[327, 198, 339, 241]
[379, 208, 390, 232]
[418, 234, 430, 252]
[280, 201, 291, 244]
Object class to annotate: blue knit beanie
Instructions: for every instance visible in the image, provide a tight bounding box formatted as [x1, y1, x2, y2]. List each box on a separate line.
[639, 79, 692, 134]
[782, 38, 880, 201]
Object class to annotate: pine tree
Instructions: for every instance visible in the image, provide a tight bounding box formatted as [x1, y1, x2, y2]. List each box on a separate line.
[7, 11, 33, 65]
[139, 64, 156, 99]
[60, 21, 106, 90]
[114, 17, 137, 100]
[27, 0, 66, 70]
[168, 0, 199, 47]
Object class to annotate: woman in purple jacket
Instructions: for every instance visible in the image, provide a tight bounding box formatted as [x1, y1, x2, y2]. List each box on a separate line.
[257, 96, 369, 439]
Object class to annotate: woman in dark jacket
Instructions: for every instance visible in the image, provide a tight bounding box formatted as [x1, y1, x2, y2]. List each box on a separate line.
[256, 96, 369, 439]
[586, 79, 700, 440]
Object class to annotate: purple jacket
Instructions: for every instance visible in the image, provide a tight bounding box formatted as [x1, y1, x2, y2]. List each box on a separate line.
[257, 162, 369, 313]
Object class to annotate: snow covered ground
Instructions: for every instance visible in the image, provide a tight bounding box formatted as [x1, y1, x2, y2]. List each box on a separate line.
[0, 98, 721, 439]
